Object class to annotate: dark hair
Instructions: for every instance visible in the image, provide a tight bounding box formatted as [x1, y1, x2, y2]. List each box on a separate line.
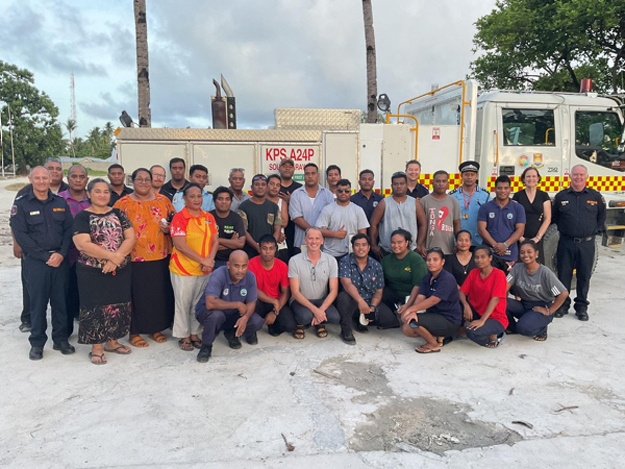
[359, 169, 374, 178]
[351, 233, 370, 247]
[304, 163, 318, 172]
[87, 178, 111, 193]
[326, 164, 341, 176]
[190, 164, 208, 177]
[258, 234, 278, 248]
[519, 239, 539, 251]
[473, 244, 493, 257]
[426, 247, 445, 260]
[520, 166, 541, 183]
[169, 157, 186, 169]
[433, 170, 449, 179]
[212, 186, 233, 201]
[108, 164, 124, 173]
[267, 174, 281, 184]
[455, 229, 472, 240]
[131, 167, 152, 181]
[183, 182, 202, 196]
[495, 175, 511, 187]
[390, 228, 412, 243]
[391, 171, 408, 183]
[337, 178, 351, 187]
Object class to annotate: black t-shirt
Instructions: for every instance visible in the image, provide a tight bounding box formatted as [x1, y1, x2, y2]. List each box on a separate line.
[512, 189, 550, 238]
[444, 253, 477, 287]
[109, 185, 132, 206]
[280, 180, 302, 249]
[160, 179, 188, 202]
[279, 180, 302, 195]
[407, 184, 429, 200]
[210, 209, 246, 261]
[237, 199, 280, 257]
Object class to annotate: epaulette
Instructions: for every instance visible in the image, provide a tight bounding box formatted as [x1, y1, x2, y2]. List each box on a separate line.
[448, 188, 459, 195]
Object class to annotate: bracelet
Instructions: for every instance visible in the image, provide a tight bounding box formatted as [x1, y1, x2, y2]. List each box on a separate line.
[503, 242, 509, 248]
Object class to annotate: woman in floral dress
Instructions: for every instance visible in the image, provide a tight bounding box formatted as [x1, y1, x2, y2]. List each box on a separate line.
[73, 178, 136, 364]
[115, 168, 175, 347]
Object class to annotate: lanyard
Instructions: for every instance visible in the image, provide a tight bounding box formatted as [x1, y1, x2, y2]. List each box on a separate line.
[462, 187, 475, 211]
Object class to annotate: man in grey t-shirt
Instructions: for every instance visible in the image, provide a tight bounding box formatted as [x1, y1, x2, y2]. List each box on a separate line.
[419, 171, 461, 254]
[317, 179, 369, 260]
[288, 227, 355, 344]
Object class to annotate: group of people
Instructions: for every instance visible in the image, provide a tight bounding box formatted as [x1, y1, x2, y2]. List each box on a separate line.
[10, 156, 605, 363]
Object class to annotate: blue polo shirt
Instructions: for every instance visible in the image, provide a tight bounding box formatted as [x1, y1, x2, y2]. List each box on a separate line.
[339, 253, 384, 302]
[477, 199, 526, 261]
[195, 266, 257, 315]
[419, 270, 462, 325]
[350, 191, 384, 221]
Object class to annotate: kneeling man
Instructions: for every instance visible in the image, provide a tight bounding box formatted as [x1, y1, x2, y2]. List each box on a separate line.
[195, 250, 264, 362]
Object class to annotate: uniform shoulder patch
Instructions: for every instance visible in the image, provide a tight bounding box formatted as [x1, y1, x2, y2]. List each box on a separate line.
[10, 204, 17, 216]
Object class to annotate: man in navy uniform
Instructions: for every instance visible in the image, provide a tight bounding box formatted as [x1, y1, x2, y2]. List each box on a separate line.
[10, 166, 75, 360]
[552, 165, 606, 321]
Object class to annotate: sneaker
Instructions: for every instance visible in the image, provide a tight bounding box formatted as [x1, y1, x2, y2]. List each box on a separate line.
[224, 330, 242, 349]
[19, 322, 31, 333]
[197, 344, 212, 363]
[245, 332, 258, 345]
[341, 329, 356, 345]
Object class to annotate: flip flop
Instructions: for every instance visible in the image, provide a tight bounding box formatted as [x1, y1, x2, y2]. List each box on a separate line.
[416, 346, 441, 354]
[178, 339, 194, 351]
[190, 339, 203, 349]
[150, 332, 168, 343]
[534, 332, 548, 341]
[89, 352, 107, 365]
[104, 344, 132, 355]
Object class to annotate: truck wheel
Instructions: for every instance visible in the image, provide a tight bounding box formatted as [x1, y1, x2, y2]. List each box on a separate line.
[541, 224, 599, 291]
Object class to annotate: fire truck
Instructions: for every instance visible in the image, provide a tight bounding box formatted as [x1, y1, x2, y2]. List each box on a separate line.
[115, 79, 625, 267]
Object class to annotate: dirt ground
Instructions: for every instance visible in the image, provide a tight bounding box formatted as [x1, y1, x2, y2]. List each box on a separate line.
[1, 176, 624, 468]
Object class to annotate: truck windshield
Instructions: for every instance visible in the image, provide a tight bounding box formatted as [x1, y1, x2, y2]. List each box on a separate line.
[575, 111, 625, 172]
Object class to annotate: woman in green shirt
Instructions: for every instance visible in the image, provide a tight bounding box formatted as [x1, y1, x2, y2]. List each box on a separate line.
[381, 229, 428, 318]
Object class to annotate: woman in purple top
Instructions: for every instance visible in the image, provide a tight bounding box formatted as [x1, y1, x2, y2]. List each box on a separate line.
[400, 248, 462, 353]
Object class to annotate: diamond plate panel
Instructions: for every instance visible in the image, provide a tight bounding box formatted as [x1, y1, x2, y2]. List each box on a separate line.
[116, 128, 323, 142]
[274, 108, 361, 130]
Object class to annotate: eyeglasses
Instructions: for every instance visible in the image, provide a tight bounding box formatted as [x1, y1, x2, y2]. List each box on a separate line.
[252, 175, 268, 182]
[134, 178, 152, 184]
[310, 266, 317, 282]
[336, 188, 351, 194]
[427, 247, 444, 254]
[152, 173, 166, 179]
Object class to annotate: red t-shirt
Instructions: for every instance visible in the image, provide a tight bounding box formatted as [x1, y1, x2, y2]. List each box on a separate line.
[247, 256, 289, 300]
[460, 268, 508, 328]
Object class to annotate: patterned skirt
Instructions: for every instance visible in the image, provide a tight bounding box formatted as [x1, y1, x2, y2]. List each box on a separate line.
[77, 262, 132, 344]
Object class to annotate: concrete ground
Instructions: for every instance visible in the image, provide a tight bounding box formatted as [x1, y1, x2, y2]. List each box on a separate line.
[1, 177, 624, 468]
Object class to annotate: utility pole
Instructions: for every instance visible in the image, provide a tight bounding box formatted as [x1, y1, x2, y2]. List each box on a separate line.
[8, 105, 15, 174]
[362, 0, 378, 124]
[134, 0, 152, 127]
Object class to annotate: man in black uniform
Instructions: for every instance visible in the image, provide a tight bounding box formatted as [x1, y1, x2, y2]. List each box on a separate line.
[552, 164, 606, 321]
[10, 166, 75, 360]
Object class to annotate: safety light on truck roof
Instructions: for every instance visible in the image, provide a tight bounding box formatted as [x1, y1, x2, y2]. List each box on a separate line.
[580, 79, 593, 93]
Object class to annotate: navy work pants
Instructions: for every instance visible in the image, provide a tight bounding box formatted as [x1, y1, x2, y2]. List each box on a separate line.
[506, 299, 553, 336]
[196, 307, 264, 346]
[254, 300, 297, 334]
[557, 236, 595, 313]
[465, 307, 505, 346]
[24, 256, 69, 348]
[336, 291, 399, 329]
[20, 259, 30, 325]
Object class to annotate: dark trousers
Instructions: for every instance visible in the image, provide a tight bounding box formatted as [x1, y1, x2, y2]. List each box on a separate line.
[254, 301, 297, 334]
[66, 262, 80, 336]
[336, 291, 399, 329]
[291, 298, 350, 331]
[506, 299, 553, 336]
[381, 286, 405, 313]
[465, 307, 505, 346]
[214, 260, 228, 270]
[557, 236, 595, 312]
[20, 259, 30, 325]
[23, 256, 69, 348]
[196, 307, 264, 346]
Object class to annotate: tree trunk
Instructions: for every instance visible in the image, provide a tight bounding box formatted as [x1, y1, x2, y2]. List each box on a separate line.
[134, 0, 151, 127]
[362, 0, 378, 123]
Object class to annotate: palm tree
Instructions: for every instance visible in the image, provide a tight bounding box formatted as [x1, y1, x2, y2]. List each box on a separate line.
[65, 118, 77, 157]
[134, 0, 151, 127]
[362, 0, 378, 123]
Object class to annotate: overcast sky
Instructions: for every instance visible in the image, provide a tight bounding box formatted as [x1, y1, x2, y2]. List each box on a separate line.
[0, 0, 496, 139]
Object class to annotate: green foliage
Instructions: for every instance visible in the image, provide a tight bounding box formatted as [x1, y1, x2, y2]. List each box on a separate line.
[66, 121, 117, 159]
[470, 0, 625, 93]
[0, 61, 65, 172]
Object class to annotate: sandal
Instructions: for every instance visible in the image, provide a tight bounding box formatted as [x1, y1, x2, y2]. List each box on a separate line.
[293, 326, 305, 340]
[534, 332, 548, 341]
[150, 332, 167, 343]
[89, 352, 107, 365]
[129, 335, 149, 348]
[190, 339, 203, 349]
[104, 344, 132, 354]
[315, 325, 328, 338]
[416, 345, 441, 354]
[485, 340, 500, 348]
[178, 339, 194, 351]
